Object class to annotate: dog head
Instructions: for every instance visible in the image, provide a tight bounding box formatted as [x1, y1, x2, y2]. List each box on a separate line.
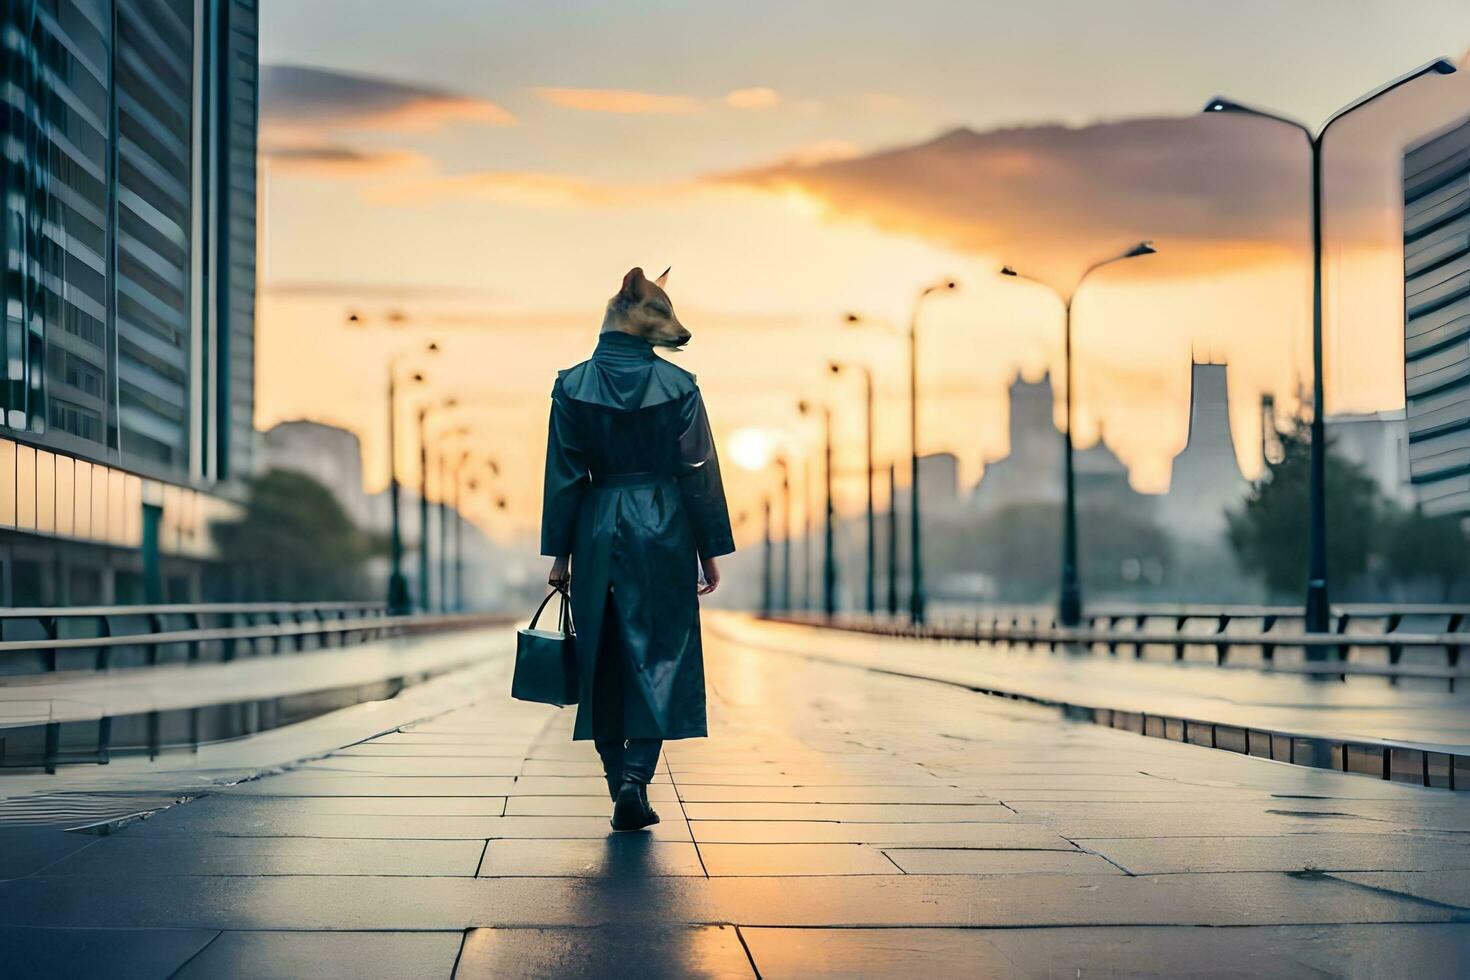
[607, 267, 691, 349]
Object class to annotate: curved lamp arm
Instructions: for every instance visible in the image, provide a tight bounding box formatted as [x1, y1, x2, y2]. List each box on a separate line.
[1204, 57, 1456, 144]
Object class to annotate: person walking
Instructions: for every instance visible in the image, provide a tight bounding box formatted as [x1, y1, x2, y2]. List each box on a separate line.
[541, 267, 735, 831]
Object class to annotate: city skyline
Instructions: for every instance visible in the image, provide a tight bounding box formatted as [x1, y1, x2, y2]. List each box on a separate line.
[251, 2, 1470, 539]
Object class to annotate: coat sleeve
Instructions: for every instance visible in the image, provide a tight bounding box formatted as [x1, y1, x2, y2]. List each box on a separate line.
[676, 386, 736, 559]
[540, 380, 589, 557]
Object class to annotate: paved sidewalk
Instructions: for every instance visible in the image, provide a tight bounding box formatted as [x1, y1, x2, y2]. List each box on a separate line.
[1, 617, 1468, 977]
[720, 616, 1470, 750]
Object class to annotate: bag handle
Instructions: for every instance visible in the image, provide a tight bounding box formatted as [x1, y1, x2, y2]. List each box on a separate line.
[559, 588, 576, 636]
[529, 586, 575, 636]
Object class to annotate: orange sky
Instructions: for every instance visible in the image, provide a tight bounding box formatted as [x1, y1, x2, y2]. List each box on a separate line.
[253, 4, 1470, 543]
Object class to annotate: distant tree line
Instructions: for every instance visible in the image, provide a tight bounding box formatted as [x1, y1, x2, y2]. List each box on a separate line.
[210, 468, 388, 601]
[1227, 419, 1470, 602]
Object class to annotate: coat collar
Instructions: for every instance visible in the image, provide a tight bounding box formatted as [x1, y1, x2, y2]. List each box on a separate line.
[557, 331, 694, 411]
[593, 330, 656, 364]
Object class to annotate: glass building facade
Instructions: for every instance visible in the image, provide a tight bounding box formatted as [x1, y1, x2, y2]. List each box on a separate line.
[1404, 117, 1470, 518]
[1, 0, 256, 602]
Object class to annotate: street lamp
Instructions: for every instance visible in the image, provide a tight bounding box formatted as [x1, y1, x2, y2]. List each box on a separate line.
[416, 396, 458, 611]
[431, 425, 472, 614]
[1002, 242, 1156, 627]
[830, 360, 876, 616]
[1203, 57, 1457, 633]
[799, 399, 837, 618]
[383, 339, 438, 613]
[847, 278, 957, 624]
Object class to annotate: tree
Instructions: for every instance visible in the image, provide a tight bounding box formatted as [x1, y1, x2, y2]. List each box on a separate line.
[211, 468, 386, 601]
[1226, 419, 1379, 599]
[1379, 503, 1470, 600]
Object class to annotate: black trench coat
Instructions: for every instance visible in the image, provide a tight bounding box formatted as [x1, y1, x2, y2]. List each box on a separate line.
[540, 330, 735, 741]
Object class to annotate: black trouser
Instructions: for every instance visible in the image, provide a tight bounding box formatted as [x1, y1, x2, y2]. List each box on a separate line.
[594, 736, 662, 787]
[592, 589, 662, 786]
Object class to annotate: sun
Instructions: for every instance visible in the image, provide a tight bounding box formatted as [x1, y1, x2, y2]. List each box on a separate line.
[727, 427, 775, 471]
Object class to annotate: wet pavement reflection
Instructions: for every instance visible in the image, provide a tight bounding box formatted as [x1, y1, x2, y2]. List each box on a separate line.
[0, 615, 1467, 977]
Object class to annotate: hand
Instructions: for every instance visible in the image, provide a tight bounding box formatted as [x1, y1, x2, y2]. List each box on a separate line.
[548, 556, 570, 589]
[697, 556, 720, 595]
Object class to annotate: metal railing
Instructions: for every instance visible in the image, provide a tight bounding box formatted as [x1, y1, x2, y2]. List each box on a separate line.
[0, 602, 512, 771]
[771, 603, 1470, 686]
[0, 602, 397, 674]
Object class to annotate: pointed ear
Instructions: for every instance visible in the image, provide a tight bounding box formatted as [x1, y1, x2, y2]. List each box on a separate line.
[654, 266, 670, 288]
[620, 267, 645, 302]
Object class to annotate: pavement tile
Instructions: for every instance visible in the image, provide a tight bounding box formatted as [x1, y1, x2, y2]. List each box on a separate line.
[740, 926, 1018, 978]
[1004, 801, 1417, 839]
[478, 838, 705, 877]
[670, 771, 942, 786]
[741, 923, 1470, 979]
[882, 847, 1124, 875]
[331, 745, 526, 758]
[0, 925, 217, 979]
[372, 732, 520, 745]
[703, 870, 1464, 928]
[519, 760, 614, 776]
[690, 820, 1075, 848]
[173, 929, 463, 979]
[0, 830, 99, 880]
[505, 793, 679, 817]
[218, 774, 516, 797]
[674, 785, 989, 804]
[456, 925, 753, 979]
[118, 812, 692, 841]
[699, 843, 899, 876]
[170, 796, 509, 817]
[1081, 833, 1470, 875]
[680, 802, 1015, 822]
[1329, 870, 1470, 909]
[0, 870, 1454, 930]
[302, 757, 524, 776]
[975, 774, 1182, 791]
[507, 776, 676, 796]
[43, 836, 485, 877]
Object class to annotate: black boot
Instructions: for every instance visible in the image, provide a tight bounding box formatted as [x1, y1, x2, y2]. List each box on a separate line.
[610, 779, 659, 831]
[594, 739, 625, 802]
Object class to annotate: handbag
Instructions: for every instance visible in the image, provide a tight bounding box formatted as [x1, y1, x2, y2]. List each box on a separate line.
[512, 587, 579, 706]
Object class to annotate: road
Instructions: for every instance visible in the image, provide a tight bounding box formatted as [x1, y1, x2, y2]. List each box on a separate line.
[1, 615, 1468, 977]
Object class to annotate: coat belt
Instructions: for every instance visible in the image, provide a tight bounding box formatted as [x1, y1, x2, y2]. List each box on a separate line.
[591, 471, 674, 490]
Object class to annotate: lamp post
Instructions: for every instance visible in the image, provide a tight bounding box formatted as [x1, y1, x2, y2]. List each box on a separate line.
[459, 458, 499, 612]
[846, 279, 956, 625]
[433, 427, 471, 614]
[761, 496, 773, 615]
[886, 463, 899, 617]
[448, 448, 472, 613]
[831, 360, 876, 615]
[773, 455, 791, 612]
[801, 455, 812, 612]
[798, 400, 838, 617]
[1203, 57, 1457, 633]
[383, 340, 438, 613]
[416, 397, 457, 611]
[1001, 242, 1157, 627]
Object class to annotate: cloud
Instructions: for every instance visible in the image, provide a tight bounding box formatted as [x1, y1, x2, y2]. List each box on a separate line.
[261, 64, 515, 131]
[260, 142, 431, 177]
[713, 115, 1398, 283]
[725, 87, 781, 110]
[532, 87, 704, 114]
